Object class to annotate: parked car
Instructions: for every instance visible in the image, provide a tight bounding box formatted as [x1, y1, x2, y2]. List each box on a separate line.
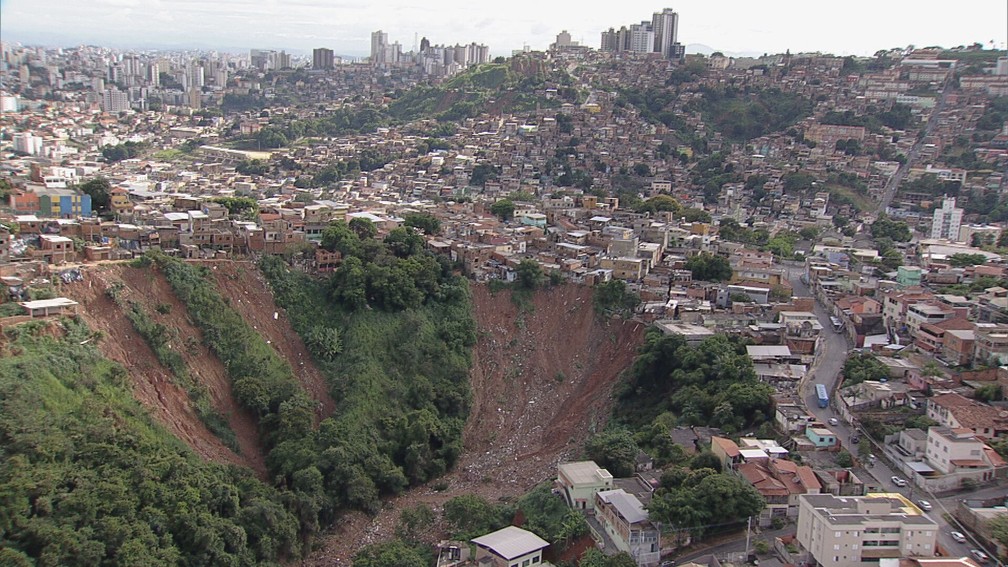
[917, 500, 932, 512]
[970, 549, 989, 563]
[951, 532, 967, 543]
[851, 435, 860, 444]
[891, 476, 908, 487]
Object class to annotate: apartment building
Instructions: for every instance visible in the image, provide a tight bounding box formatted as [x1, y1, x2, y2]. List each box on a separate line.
[594, 489, 661, 566]
[796, 494, 937, 567]
[556, 461, 613, 511]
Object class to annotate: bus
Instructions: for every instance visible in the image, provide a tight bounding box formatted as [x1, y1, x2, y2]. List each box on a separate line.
[816, 383, 830, 408]
[830, 316, 843, 333]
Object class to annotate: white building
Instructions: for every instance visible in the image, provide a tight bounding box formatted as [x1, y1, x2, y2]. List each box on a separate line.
[931, 196, 963, 241]
[102, 88, 130, 113]
[12, 132, 43, 155]
[796, 493, 937, 567]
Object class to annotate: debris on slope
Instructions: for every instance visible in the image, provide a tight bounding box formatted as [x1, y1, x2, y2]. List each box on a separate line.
[306, 283, 644, 565]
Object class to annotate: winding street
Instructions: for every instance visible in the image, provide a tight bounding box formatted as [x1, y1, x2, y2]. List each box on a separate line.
[785, 264, 1000, 564]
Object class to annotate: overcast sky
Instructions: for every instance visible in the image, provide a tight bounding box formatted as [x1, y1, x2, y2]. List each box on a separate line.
[2, 0, 1006, 58]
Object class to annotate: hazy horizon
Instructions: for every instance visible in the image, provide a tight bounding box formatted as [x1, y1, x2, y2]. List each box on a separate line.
[2, 0, 1006, 59]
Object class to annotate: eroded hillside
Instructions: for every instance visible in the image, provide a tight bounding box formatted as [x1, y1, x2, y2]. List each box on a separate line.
[63, 261, 336, 476]
[61, 262, 643, 563]
[308, 283, 645, 564]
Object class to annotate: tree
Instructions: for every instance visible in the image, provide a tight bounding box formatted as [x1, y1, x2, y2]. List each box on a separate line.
[871, 215, 912, 242]
[321, 221, 362, 257]
[469, 163, 500, 187]
[304, 326, 342, 360]
[396, 505, 434, 543]
[348, 217, 377, 240]
[593, 279, 640, 317]
[836, 450, 854, 468]
[515, 259, 544, 290]
[585, 429, 639, 478]
[682, 208, 712, 223]
[403, 212, 441, 235]
[976, 384, 1003, 402]
[490, 199, 515, 221]
[842, 354, 889, 386]
[79, 176, 112, 214]
[948, 253, 988, 267]
[443, 495, 513, 541]
[686, 252, 733, 282]
[990, 514, 1008, 549]
[352, 540, 428, 567]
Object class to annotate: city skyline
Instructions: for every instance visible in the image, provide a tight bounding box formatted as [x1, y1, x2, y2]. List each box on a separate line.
[1, 0, 1006, 58]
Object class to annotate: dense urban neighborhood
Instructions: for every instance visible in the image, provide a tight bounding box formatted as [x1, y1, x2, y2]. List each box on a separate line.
[3, 11, 1008, 567]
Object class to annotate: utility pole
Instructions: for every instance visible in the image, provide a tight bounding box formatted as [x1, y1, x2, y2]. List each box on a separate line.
[745, 515, 752, 561]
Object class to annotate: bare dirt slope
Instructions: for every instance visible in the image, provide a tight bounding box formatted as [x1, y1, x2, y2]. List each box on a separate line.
[196, 260, 336, 421]
[307, 283, 645, 565]
[64, 264, 267, 477]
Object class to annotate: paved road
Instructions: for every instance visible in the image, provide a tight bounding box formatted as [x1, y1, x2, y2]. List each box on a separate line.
[877, 80, 953, 214]
[786, 265, 1002, 563]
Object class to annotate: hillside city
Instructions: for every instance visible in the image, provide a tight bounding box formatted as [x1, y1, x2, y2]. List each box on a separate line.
[3, 6, 1008, 567]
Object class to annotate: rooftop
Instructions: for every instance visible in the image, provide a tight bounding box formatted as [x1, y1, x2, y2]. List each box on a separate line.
[470, 526, 548, 560]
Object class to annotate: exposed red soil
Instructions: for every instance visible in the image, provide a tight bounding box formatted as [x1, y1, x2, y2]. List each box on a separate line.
[196, 260, 336, 422]
[305, 283, 645, 565]
[63, 264, 267, 477]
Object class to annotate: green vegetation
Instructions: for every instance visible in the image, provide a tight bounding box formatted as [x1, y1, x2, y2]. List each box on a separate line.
[254, 107, 389, 148]
[948, 253, 989, 267]
[79, 176, 112, 214]
[490, 198, 515, 221]
[593, 279, 640, 318]
[0, 318, 302, 564]
[386, 62, 574, 123]
[871, 215, 912, 242]
[820, 104, 915, 132]
[689, 87, 814, 141]
[403, 212, 442, 235]
[842, 353, 889, 386]
[443, 494, 514, 541]
[113, 291, 239, 451]
[614, 330, 774, 434]
[648, 465, 765, 538]
[211, 196, 259, 219]
[260, 221, 475, 502]
[101, 141, 147, 162]
[685, 252, 733, 282]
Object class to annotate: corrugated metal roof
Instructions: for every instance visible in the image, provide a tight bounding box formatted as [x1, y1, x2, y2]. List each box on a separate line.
[470, 526, 548, 560]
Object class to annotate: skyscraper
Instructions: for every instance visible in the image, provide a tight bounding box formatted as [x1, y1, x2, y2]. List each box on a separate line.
[313, 48, 334, 70]
[371, 30, 388, 64]
[652, 8, 679, 59]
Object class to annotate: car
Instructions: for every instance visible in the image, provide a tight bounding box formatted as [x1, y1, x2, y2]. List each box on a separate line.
[970, 549, 989, 563]
[828, 417, 839, 426]
[851, 435, 860, 444]
[917, 499, 932, 512]
[951, 531, 967, 543]
[891, 476, 908, 487]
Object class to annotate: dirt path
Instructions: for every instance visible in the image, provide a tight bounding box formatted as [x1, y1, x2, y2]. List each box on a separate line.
[196, 260, 336, 422]
[304, 284, 645, 565]
[64, 265, 268, 477]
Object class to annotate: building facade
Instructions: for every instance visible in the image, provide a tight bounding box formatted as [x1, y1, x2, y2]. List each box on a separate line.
[796, 494, 937, 567]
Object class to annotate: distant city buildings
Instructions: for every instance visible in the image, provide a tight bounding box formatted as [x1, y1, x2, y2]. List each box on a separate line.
[249, 49, 291, 71]
[600, 7, 684, 60]
[369, 29, 489, 78]
[312, 48, 335, 70]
